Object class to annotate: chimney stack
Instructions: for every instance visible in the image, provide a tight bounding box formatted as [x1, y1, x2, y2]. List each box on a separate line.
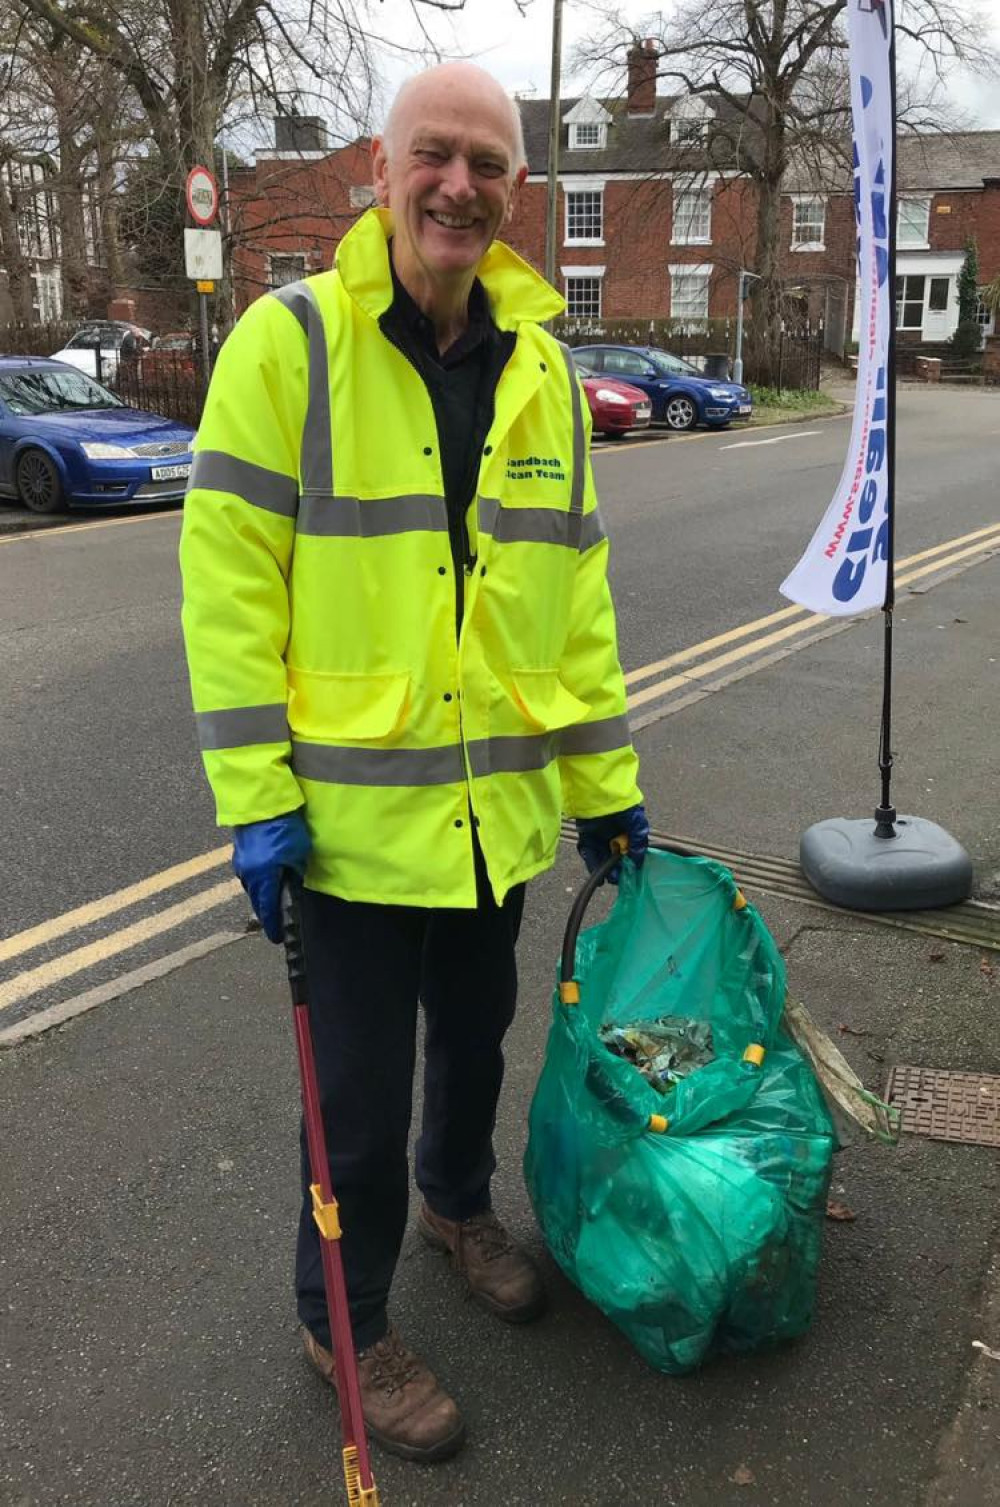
[627, 38, 658, 116]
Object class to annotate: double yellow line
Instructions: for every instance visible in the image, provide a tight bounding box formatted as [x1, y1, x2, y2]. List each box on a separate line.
[625, 521, 1000, 716]
[0, 849, 237, 1014]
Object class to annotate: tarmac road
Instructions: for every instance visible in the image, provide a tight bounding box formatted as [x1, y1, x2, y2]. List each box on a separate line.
[0, 384, 998, 1505]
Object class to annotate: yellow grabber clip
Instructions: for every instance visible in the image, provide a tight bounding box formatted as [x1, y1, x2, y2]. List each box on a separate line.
[311, 1183, 342, 1241]
[743, 1043, 766, 1067]
[343, 1445, 380, 1506]
[648, 1114, 669, 1134]
[559, 980, 580, 1005]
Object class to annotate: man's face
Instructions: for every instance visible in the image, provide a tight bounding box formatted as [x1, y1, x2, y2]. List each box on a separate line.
[373, 74, 526, 291]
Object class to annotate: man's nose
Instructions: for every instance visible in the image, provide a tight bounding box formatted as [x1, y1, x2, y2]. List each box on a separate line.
[439, 155, 475, 201]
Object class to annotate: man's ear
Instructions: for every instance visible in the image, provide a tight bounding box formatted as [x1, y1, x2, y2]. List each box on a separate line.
[372, 136, 389, 206]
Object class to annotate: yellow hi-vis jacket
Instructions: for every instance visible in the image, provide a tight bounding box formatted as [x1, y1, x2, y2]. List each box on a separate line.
[180, 208, 641, 908]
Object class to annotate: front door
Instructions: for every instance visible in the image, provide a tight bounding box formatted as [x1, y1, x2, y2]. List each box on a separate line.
[924, 276, 953, 341]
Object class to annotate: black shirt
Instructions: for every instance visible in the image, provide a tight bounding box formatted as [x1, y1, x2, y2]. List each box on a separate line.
[379, 255, 515, 631]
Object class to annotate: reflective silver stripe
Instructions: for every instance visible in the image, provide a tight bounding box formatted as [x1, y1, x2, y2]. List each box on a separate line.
[292, 740, 465, 787]
[477, 496, 604, 552]
[197, 704, 289, 751]
[558, 713, 632, 757]
[494, 506, 582, 550]
[287, 719, 627, 786]
[579, 510, 607, 552]
[297, 492, 448, 539]
[556, 342, 586, 516]
[188, 450, 298, 518]
[467, 733, 558, 778]
[270, 282, 309, 337]
[272, 280, 333, 497]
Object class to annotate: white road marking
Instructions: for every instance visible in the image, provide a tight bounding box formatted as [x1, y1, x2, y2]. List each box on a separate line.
[719, 430, 822, 450]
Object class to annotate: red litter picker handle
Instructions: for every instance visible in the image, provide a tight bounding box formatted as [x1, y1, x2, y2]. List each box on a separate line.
[281, 875, 380, 1507]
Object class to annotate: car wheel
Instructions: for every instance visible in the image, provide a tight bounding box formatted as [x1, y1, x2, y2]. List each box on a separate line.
[16, 449, 66, 514]
[664, 396, 698, 432]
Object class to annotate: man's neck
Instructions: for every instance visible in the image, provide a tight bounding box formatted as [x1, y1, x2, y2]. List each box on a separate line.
[390, 242, 477, 355]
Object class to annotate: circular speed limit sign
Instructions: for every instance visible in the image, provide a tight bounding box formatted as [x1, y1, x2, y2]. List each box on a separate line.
[186, 165, 219, 227]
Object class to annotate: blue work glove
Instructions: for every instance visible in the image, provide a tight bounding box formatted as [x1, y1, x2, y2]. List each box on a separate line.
[232, 810, 311, 943]
[575, 804, 650, 885]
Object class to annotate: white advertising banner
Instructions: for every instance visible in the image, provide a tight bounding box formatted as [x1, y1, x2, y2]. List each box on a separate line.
[780, 0, 893, 616]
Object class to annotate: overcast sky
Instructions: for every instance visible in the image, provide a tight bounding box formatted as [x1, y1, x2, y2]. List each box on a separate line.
[371, 0, 1000, 132]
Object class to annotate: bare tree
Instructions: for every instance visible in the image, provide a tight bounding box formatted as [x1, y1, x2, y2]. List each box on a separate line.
[8, 0, 504, 327]
[574, 0, 998, 358]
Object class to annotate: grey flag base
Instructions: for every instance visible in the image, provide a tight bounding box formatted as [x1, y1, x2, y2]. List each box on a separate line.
[800, 815, 973, 912]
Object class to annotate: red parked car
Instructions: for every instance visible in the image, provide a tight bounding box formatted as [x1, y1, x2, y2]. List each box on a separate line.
[572, 354, 652, 439]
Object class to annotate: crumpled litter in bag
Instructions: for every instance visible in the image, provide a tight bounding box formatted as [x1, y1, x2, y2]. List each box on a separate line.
[524, 848, 836, 1375]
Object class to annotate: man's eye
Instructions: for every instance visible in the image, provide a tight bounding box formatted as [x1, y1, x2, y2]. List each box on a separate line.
[416, 149, 446, 165]
[476, 161, 506, 179]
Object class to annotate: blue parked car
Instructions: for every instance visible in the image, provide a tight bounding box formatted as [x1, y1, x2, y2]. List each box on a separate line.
[572, 345, 752, 431]
[0, 357, 195, 514]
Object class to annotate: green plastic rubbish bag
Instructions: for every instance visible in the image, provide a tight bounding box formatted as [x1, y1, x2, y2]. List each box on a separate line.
[524, 848, 835, 1374]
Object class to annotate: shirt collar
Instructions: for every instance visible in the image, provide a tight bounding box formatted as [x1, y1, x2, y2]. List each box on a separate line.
[386, 251, 492, 365]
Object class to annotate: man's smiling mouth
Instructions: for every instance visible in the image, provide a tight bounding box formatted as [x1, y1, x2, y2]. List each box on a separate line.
[427, 211, 477, 229]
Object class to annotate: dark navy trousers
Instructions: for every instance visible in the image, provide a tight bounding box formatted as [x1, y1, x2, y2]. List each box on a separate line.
[295, 843, 525, 1352]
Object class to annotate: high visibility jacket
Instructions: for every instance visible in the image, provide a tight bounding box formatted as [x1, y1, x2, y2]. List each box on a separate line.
[180, 209, 641, 908]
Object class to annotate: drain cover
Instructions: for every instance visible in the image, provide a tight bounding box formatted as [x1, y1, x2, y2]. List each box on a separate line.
[885, 1066, 1000, 1147]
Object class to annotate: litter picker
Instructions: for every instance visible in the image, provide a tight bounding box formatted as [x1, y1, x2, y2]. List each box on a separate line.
[280, 876, 380, 1507]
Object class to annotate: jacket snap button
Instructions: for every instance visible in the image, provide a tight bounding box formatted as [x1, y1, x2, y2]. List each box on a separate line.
[484, 444, 493, 455]
[473, 816, 481, 828]
[443, 692, 453, 702]
[480, 565, 487, 577]
[539, 361, 547, 372]
[454, 818, 464, 828]
[423, 445, 433, 456]
[437, 566, 447, 575]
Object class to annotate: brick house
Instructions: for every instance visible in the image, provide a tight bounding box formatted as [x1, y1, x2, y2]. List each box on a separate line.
[227, 48, 1000, 353]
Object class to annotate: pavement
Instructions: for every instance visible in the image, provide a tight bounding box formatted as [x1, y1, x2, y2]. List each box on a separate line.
[2, 550, 999, 1506]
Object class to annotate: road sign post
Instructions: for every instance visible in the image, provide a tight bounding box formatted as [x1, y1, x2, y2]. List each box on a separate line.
[185, 167, 220, 391]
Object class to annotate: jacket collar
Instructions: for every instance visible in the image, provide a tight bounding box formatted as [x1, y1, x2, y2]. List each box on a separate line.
[334, 208, 564, 331]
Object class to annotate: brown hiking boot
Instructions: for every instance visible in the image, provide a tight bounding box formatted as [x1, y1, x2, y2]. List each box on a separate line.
[418, 1205, 547, 1323]
[301, 1326, 465, 1464]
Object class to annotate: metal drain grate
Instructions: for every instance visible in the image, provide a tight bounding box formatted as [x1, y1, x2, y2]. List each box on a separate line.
[885, 1066, 1000, 1147]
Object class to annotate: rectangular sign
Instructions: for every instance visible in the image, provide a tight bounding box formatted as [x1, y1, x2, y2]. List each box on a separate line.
[780, 0, 894, 616]
[184, 228, 223, 281]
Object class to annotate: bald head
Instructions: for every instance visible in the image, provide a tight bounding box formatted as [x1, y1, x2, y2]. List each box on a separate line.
[382, 63, 526, 173]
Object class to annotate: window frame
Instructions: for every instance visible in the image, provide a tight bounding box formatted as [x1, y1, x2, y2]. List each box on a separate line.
[671, 183, 712, 246]
[563, 274, 603, 321]
[569, 122, 605, 151]
[895, 273, 926, 330]
[790, 195, 826, 251]
[669, 263, 712, 324]
[564, 186, 605, 246]
[897, 197, 931, 248]
[268, 252, 307, 289]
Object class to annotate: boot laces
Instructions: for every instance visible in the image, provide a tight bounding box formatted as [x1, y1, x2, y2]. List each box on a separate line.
[364, 1330, 420, 1397]
[462, 1212, 515, 1263]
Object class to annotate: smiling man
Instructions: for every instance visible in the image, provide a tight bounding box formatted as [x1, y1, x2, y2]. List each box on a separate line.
[180, 62, 647, 1464]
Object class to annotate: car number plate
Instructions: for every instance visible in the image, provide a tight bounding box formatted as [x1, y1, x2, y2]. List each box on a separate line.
[151, 463, 190, 481]
[738, 404, 752, 415]
[636, 404, 651, 417]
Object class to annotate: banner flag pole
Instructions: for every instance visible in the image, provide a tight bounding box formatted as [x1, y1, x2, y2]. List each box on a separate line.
[789, 0, 972, 913]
